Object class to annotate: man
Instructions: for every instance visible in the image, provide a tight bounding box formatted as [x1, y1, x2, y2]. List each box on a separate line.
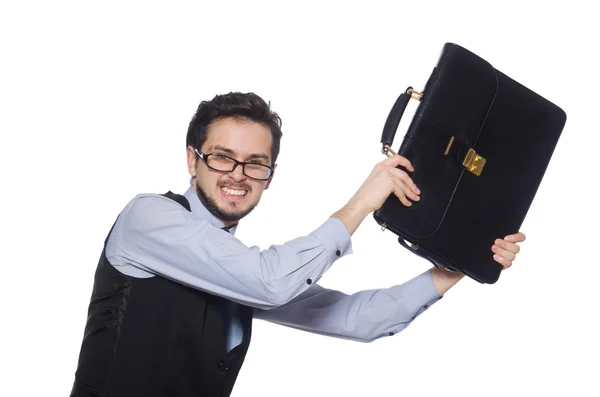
[70, 92, 525, 397]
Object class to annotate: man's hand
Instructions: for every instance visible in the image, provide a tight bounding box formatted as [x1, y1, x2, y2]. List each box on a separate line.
[332, 154, 420, 235]
[431, 231, 527, 295]
[352, 154, 421, 210]
[492, 232, 526, 269]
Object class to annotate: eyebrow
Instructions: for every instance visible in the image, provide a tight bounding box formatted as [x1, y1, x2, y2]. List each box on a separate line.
[211, 145, 271, 162]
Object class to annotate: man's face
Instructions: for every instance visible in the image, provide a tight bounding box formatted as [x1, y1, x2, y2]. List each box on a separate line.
[187, 117, 275, 225]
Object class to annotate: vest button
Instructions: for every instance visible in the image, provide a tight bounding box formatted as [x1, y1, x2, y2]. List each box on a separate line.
[218, 361, 230, 372]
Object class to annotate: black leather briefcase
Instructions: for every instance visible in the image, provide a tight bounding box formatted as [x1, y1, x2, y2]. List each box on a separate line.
[372, 43, 566, 284]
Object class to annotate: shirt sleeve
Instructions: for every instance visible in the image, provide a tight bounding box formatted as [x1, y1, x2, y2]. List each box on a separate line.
[105, 194, 352, 310]
[253, 269, 442, 342]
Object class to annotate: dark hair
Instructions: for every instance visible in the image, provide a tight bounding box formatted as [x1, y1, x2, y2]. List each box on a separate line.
[186, 92, 283, 165]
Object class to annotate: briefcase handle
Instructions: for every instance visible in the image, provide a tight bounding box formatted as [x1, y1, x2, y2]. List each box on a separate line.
[380, 85, 487, 176]
[379, 86, 460, 273]
[380, 86, 423, 157]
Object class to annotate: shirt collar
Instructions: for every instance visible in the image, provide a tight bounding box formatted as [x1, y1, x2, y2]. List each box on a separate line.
[183, 183, 238, 235]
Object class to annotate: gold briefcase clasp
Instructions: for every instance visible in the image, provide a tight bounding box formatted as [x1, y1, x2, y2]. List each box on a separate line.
[462, 148, 486, 176]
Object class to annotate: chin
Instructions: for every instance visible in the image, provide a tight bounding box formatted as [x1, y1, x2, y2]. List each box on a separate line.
[230, 201, 260, 221]
[195, 181, 258, 223]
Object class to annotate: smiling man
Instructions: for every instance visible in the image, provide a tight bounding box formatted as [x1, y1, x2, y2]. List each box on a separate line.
[70, 92, 525, 397]
[190, 117, 275, 225]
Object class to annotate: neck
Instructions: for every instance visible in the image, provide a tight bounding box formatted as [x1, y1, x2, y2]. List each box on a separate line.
[221, 220, 238, 228]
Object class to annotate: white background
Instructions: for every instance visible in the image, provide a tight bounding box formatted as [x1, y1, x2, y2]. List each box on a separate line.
[1, 1, 598, 396]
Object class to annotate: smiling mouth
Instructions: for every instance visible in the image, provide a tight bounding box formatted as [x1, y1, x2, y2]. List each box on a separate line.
[220, 186, 248, 196]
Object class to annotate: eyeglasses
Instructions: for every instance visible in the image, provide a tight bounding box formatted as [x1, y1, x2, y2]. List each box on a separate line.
[195, 149, 274, 181]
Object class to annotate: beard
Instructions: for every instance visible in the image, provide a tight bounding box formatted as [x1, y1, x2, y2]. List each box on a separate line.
[195, 180, 258, 223]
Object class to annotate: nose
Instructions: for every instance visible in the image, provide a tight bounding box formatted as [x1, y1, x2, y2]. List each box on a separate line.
[228, 163, 247, 182]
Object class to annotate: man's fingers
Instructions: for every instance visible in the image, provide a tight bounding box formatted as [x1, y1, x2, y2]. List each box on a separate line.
[494, 238, 521, 254]
[386, 174, 413, 207]
[389, 168, 420, 198]
[505, 232, 526, 243]
[389, 177, 419, 204]
[493, 254, 512, 269]
[391, 183, 412, 206]
[491, 244, 516, 261]
[381, 154, 414, 172]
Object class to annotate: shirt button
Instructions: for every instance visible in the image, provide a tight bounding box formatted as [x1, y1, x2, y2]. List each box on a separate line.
[388, 331, 394, 336]
[306, 278, 312, 285]
[336, 250, 341, 257]
[218, 361, 229, 372]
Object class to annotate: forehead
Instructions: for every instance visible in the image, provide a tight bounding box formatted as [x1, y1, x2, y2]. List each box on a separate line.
[203, 118, 272, 159]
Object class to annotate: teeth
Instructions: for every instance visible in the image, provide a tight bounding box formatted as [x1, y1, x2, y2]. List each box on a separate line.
[221, 186, 247, 196]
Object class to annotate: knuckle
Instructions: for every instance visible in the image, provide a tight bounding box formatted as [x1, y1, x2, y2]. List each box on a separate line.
[395, 170, 408, 180]
[386, 176, 395, 188]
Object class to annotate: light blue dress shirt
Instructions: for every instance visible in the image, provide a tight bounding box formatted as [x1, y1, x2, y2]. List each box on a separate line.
[106, 185, 441, 351]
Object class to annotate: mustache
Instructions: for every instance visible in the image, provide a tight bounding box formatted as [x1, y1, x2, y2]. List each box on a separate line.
[218, 181, 252, 192]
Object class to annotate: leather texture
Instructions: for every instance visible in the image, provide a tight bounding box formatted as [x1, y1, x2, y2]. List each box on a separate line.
[373, 43, 567, 284]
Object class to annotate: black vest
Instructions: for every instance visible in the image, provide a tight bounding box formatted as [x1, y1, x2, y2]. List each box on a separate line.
[70, 192, 253, 397]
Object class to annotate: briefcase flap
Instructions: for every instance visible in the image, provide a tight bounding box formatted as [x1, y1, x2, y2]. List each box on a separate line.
[373, 42, 566, 283]
[384, 44, 500, 238]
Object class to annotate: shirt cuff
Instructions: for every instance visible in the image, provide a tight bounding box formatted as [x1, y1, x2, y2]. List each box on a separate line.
[397, 269, 442, 319]
[310, 217, 353, 263]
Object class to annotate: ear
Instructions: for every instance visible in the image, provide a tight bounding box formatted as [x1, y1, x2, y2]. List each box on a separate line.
[264, 163, 277, 190]
[187, 146, 198, 179]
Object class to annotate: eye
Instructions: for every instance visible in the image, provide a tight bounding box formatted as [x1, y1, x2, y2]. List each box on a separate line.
[249, 160, 265, 165]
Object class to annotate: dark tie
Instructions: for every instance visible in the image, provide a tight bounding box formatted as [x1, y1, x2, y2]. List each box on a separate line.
[220, 226, 232, 338]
